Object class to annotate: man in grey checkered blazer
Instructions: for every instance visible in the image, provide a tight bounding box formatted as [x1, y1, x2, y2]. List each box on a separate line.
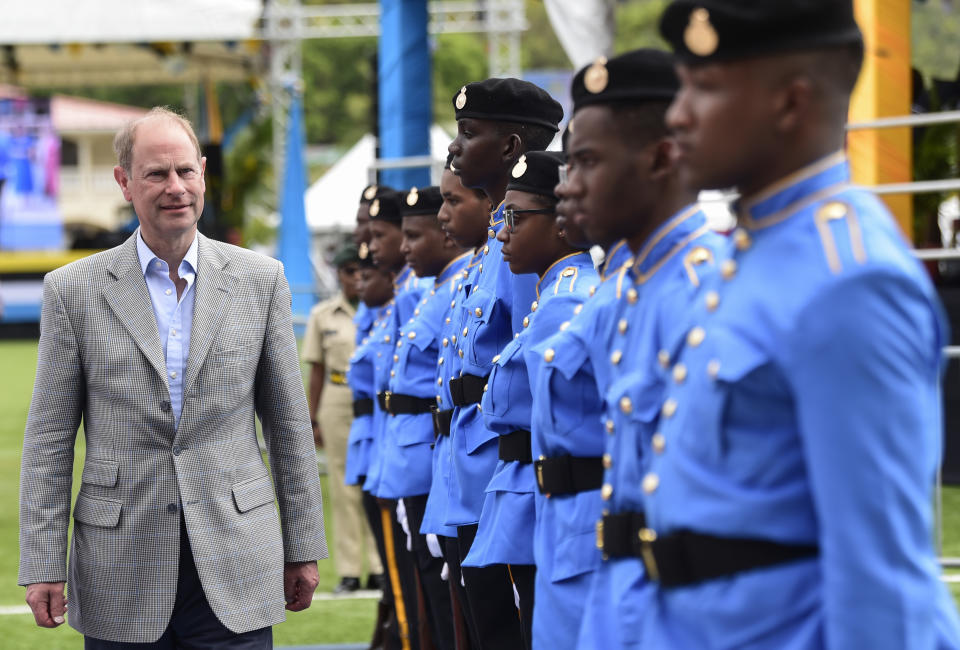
[18, 107, 327, 647]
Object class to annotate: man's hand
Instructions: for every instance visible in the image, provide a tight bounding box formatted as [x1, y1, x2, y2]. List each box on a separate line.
[284, 561, 319, 611]
[25, 582, 67, 628]
[311, 420, 324, 448]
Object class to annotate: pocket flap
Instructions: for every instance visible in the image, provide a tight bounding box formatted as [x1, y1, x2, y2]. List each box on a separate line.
[81, 458, 120, 487]
[232, 474, 276, 513]
[73, 492, 122, 528]
[709, 328, 769, 382]
[462, 287, 498, 325]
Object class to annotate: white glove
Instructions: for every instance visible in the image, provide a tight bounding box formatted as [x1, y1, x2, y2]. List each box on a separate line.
[441, 562, 449, 582]
[426, 533, 443, 558]
[396, 499, 412, 552]
[513, 581, 521, 610]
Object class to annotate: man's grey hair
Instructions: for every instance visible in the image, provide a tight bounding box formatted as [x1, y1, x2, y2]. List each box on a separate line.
[113, 106, 202, 172]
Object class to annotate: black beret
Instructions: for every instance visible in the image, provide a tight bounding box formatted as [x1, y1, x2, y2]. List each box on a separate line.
[571, 49, 678, 114]
[368, 189, 403, 224]
[400, 186, 444, 217]
[333, 243, 361, 268]
[505, 151, 565, 200]
[660, 0, 862, 63]
[452, 78, 564, 132]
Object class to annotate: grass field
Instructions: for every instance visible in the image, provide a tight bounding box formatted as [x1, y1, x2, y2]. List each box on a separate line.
[1, 339, 374, 649]
[4, 338, 960, 647]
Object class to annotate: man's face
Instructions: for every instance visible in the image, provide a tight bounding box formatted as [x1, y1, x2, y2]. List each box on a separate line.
[558, 106, 654, 249]
[448, 118, 506, 191]
[114, 119, 206, 245]
[401, 215, 450, 278]
[338, 263, 361, 301]
[667, 61, 775, 192]
[439, 169, 490, 249]
[354, 203, 371, 247]
[367, 220, 405, 271]
[360, 267, 394, 307]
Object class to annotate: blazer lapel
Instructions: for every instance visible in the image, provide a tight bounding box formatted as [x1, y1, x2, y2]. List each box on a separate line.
[182, 234, 237, 402]
[102, 233, 169, 386]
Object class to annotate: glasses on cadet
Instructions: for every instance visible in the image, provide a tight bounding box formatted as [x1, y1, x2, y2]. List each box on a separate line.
[558, 164, 570, 185]
[503, 207, 555, 232]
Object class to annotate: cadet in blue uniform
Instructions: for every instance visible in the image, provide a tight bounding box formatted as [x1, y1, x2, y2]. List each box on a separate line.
[365, 189, 432, 650]
[422, 156, 494, 650]
[624, 2, 960, 648]
[465, 151, 596, 646]
[352, 184, 382, 351]
[383, 185, 470, 650]
[528, 50, 723, 650]
[348, 256, 403, 649]
[446, 78, 563, 650]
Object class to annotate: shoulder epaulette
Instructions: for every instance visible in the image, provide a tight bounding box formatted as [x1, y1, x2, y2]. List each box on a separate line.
[553, 266, 581, 295]
[813, 200, 867, 274]
[682, 245, 715, 288]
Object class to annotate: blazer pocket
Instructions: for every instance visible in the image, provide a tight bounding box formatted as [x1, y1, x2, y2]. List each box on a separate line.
[81, 458, 119, 487]
[73, 492, 122, 528]
[232, 474, 275, 513]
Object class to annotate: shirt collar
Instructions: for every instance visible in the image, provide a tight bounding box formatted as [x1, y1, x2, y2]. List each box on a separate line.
[631, 204, 705, 278]
[136, 228, 199, 277]
[736, 151, 850, 230]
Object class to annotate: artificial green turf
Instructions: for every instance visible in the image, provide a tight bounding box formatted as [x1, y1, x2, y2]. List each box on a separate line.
[1, 339, 374, 647]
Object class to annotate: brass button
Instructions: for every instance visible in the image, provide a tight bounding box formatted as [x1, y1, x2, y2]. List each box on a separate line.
[618, 319, 628, 335]
[734, 228, 752, 251]
[658, 349, 670, 368]
[437, 377, 443, 385]
[384, 335, 391, 343]
[483, 383, 488, 393]
[602, 454, 612, 469]
[523, 316, 530, 328]
[642, 473, 660, 494]
[488, 229, 496, 238]
[620, 396, 632, 414]
[705, 291, 719, 312]
[721, 259, 737, 280]
[452, 335, 457, 344]
[450, 300, 456, 308]
[445, 317, 451, 324]
[483, 245, 489, 255]
[611, 350, 622, 365]
[589, 286, 597, 297]
[601, 484, 613, 500]
[605, 419, 615, 434]
[651, 432, 666, 454]
[707, 359, 721, 379]
[559, 321, 570, 331]
[393, 354, 399, 362]
[458, 349, 464, 358]
[396, 340, 403, 348]
[672, 364, 687, 384]
[475, 307, 483, 317]
[531, 301, 539, 312]
[479, 264, 483, 273]
[443, 338, 449, 347]
[492, 354, 501, 363]
[458, 283, 463, 291]
[662, 398, 677, 418]
[687, 326, 705, 347]
[408, 331, 416, 340]
[574, 304, 584, 315]
[544, 348, 556, 363]
[390, 370, 395, 377]
[462, 327, 468, 337]
[438, 358, 444, 366]
[414, 308, 421, 316]
[627, 288, 638, 304]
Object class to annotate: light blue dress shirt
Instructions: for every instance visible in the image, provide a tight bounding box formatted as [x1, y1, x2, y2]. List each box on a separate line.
[135, 229, 197, 428]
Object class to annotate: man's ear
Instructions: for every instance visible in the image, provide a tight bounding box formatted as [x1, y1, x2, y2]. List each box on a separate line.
[648, 137, 676, 182]
[773, 76, 813, 134]
[501, 133, 523, 164]
[114, 166, 132, 202]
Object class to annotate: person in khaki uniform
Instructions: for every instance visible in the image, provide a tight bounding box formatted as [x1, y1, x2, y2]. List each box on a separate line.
[303, 243, 384, 593]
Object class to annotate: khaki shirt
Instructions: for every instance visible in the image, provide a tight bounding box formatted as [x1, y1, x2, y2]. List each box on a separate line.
[302, 292, 357, 385]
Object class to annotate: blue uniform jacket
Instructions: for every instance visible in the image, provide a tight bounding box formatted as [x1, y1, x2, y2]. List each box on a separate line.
[641, 154, 960, 649]
[422, 249, 484, 538]
[378, 254, 470, 499]
[344, 303, 388, 485]
[466, 251, 598, 568]
[447, 203, 539, 526]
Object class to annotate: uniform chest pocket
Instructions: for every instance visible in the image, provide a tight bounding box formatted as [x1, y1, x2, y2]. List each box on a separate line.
[483, 338, 523, 418]
[461, 288, 502, 367]
[535, 339, 593, 438]
[670, 327, 770, 464]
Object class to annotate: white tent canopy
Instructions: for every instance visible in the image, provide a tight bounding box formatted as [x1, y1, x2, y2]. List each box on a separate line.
[306, 125, 454, 233]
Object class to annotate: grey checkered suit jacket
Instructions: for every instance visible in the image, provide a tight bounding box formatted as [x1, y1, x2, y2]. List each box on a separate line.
[18, 232, 327, 643]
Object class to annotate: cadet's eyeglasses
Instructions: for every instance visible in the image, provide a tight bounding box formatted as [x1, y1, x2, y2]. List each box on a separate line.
[558, 164, 570, 185]
[504, 208, 554, 232]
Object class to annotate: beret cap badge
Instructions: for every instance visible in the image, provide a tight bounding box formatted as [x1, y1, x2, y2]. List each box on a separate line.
[363, 185, 378, 200]
[358, 242, 369, 259]
[369, 198, 380, 217]
[584, 56, 609, 94]
[684, 8, 718, 56]
[406, 187, 419, 206]
[455, 86, 467, 110]
[511, 154, 528, 179]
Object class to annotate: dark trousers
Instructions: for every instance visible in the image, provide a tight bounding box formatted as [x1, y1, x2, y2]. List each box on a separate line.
[379, 497, 422, 650]
[509, 563, 535, 650]
[441, 535, 477, 650]
[455, 523, 526, 650]
[362, 489, 403, 650]
[403, 495, 456, 650]
[84, 515, 272, 649]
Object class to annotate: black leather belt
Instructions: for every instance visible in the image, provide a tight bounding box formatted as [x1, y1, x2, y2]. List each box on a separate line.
[534, 455, 604, 496]
[377, 391, 435, 416]
[352, 398, 374, 417]
[498, 430, 532, 463]
[449, 373, 488, 407]
[432, 408, 453, 438]
[596, 511, 818, 587]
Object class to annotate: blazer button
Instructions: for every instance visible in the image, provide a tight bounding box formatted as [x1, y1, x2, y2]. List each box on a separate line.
[160, 400, 171, 412]
[173, 445, 184, 456]
[167, 503, 178, 513]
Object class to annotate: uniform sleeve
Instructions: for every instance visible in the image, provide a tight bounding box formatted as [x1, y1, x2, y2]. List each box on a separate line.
[301, 305, 325, 365]
[255, 263, 328, 562]
[18, 274, 83, 585]
[788, 268, 944, 648]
